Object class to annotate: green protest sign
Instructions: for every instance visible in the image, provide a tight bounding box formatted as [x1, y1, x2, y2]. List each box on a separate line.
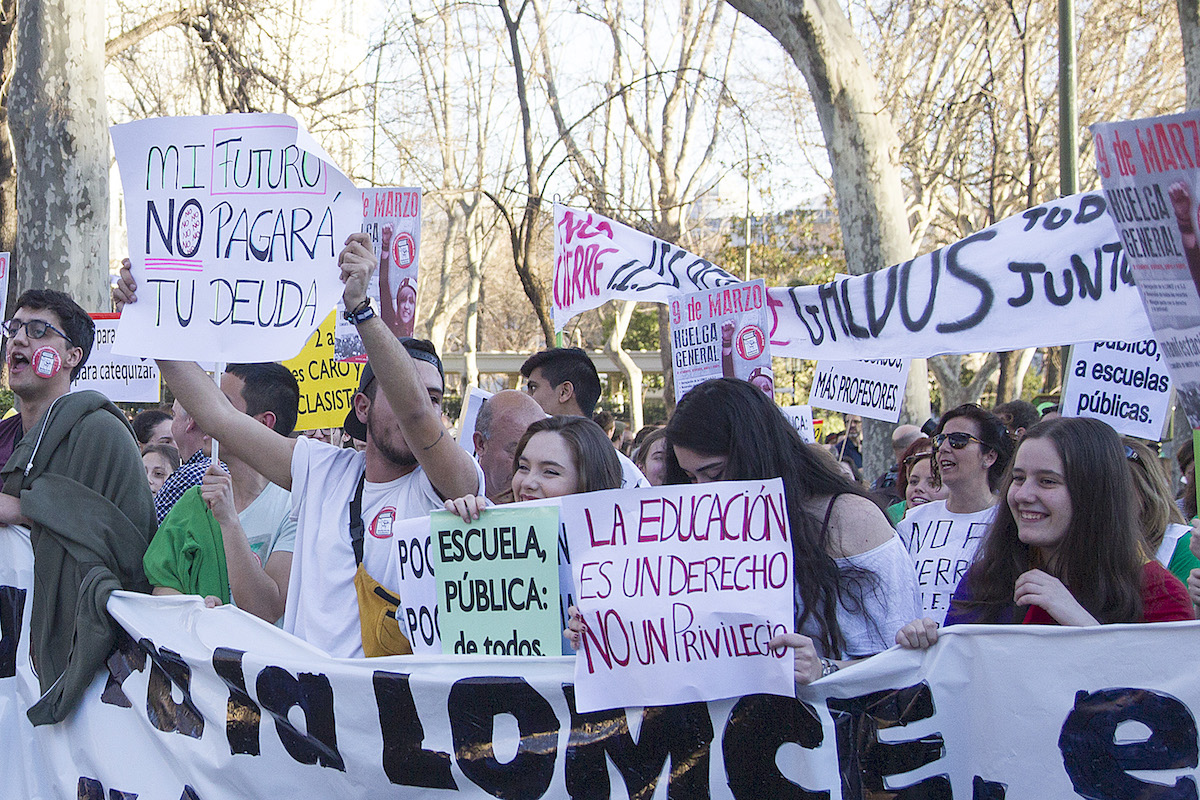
[431, 505, 561, 656]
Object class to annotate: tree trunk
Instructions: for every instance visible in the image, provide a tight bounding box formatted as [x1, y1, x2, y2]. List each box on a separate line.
[425, 206, 466, 354]
[461, 212, 487, 392]
[605, 300, 644, 431]
[0, 0, 18, 314]
[8, 0, 108, 308]
[1181, 0, 1200, 109]
[995, 350, 1023, 403]
[928, 353, 1000, 412]
[726, 0, 925, 478]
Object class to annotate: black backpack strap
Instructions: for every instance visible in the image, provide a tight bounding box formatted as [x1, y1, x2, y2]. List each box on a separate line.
[348, 471, 367, 565]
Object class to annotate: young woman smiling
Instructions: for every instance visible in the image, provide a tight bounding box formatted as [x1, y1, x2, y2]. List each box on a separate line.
[444, 415, 621, 520]
[897, 417, 1193, 649]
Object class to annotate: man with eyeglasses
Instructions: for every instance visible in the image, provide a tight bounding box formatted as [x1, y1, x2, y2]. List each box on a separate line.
[0, 289, 154, 724]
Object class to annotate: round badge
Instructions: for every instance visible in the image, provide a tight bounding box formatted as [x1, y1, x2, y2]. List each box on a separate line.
[735, 325, 766, 361]
[392, 232, 416, 269]
[32, 346, 61, 378]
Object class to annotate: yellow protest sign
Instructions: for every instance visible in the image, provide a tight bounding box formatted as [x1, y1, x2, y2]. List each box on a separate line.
[283, 311, 363, 431]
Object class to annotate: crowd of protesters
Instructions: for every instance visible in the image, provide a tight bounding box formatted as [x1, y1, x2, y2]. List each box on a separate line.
[0, 235, 1194, 728]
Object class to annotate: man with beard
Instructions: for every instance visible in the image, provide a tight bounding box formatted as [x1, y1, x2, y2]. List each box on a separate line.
[122, 233, 481, 657]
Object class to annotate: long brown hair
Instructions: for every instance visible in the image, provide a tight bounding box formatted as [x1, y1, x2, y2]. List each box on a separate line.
[513, 415, 621, 493]
[1123, 437, 1186, 553]
[958, 417, 1146, 624]
[664, 378, 883, 657]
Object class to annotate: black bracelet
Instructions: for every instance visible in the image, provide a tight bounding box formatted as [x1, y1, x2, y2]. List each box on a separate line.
[343, 298, 375, 325]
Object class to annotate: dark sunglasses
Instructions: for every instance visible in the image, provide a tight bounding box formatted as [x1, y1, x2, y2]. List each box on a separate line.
[933, 431, 987, 450]
[1, 318, 74, 346]
[903, 451, 932, 467]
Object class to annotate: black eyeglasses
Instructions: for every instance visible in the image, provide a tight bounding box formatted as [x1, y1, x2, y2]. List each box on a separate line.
[934, 431, 987, 450]
[903, 451, 932, 467]
[1, 318, 74, 345]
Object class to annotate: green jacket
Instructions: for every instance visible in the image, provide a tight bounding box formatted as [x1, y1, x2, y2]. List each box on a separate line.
[143, 485, 230, 604]
[1, 390, 155, 725]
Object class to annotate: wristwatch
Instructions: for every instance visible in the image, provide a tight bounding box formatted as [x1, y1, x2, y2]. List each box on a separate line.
[820, 657, 840, 677]
[343, 298, 375, 325]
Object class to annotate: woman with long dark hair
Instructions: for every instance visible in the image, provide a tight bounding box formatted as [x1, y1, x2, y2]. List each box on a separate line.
[662, 378, 919, 683]
[897, 417, 1192, 648]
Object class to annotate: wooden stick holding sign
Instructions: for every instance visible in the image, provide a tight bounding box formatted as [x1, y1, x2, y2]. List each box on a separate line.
[211, 362, 224, 465]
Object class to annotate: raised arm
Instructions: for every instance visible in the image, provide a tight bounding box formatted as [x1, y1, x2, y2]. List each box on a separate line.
[156, 360, 296, 490]
[340, 233, 481, 500]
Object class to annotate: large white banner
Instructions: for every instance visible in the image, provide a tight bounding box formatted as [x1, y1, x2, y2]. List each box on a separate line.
[552, 203, 740, 329]
[555, 195, 1152, 361]
[111, 114, 361, 362]
[0, 523, 1196, 798]
[767, 192, 1152, 360]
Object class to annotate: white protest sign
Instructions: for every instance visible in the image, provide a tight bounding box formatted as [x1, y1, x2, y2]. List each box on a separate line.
[668, 279, 774, 400]
[560, 481, 793, 712]
[809, 358, 910, 423]
[1061, 339, 1173, 438]
[456, 386, 493, 454]
[780, 404, 816, 443]
[766, 192, 1151, 360]
[0, 524, 1198, 799]
[111, 113, 361, 362]
[335, 187, 422, 361]
[1092, 112, 1200, 427]
[552, 203, 740, 329]
[72, 314, 160, 402]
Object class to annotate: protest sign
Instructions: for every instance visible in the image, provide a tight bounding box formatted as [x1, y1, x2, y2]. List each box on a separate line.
[282, 311, 363, 430]
[394, 497, 573, 656]
[552, 203, 740, 329]
[809, 358, 910, 423]
[456, 386, 493, 454]
[1092, 111, 1200, 427]
[780, 404, 816, 443]
[432, 505, 561, 657]
[668, 279, 773, 400]
[560, 481, 794, 712]
[335, 187, 422, 361]
[73, 314, 161, 402]
[1061, 339, 1173, 439]
[110, 114, 360, 362]
[0, 521, 1195, 799]
[766, 192, 1152, 360]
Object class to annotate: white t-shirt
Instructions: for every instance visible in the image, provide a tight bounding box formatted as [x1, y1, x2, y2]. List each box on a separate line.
[283, 436, 483, 657]
[240, 481, 296, 565]
[898, 499, 997, 626]
[618, 451, 649, 488]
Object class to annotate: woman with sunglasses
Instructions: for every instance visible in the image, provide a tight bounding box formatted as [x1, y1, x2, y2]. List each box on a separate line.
[897, 404, 1013, 626]
[897, 418, 1193, 650]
